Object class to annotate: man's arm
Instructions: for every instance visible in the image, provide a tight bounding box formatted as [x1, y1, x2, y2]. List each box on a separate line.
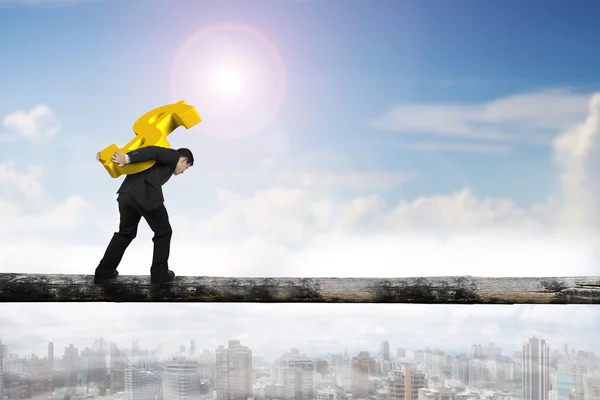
[126, 146, 179, 165]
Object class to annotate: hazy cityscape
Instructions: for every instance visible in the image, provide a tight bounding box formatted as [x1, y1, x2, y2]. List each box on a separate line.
[4, 0, 600, 399]
[0, 334, 598, 400]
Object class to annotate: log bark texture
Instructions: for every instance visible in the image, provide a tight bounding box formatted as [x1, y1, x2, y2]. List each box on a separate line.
[0, 273, 599, 303]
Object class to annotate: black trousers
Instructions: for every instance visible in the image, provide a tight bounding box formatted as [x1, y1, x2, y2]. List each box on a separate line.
[95, 192, 172, 278]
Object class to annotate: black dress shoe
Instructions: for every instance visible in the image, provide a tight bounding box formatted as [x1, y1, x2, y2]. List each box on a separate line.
[150, 270, 175, 284]
[93, 270, 119, 284]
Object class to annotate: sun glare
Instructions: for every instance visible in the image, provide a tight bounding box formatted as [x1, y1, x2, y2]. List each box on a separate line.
[170, 24, 286, 138]
[211, 63, 245, 97]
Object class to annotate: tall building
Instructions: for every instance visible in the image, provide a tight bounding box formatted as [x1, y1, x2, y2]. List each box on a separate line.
[110, 368, 126, 394]
[132, 341, 142, 359]
[430, 349, 445, 378]
[583, 374, 600, 400]
[25, 357, 53, 395]
[125, 364, 160, 400]
[81, 346, 108, 385]
[470, 343, 484, 359]
[80, 357, 89, 387]
[276, 349, 302, 384]
[381, 360, 391, 376]
[381, 341, 390, 362]
[94, 339, 107, 352]
[0, 339, 4, 400]
[415, 350, 424, 362]
[397, 348, 406, 359]
[452, 355, 468, 385]
[486, 343, 501, 360]
[351, 351, 371, 398]
[216, 340, 252, 400]
[198, 349, 216, 382]
[48, 343, 54, 368]
[163, 359, 206, 400]
[388, 363, 426, 400]
[467, 359, 485, 388]
[282, 357, 315, 400]
[522, 337, 551, 400]
[64, 344, 80, 387]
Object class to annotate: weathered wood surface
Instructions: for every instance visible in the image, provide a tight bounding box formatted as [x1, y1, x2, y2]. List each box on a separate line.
[0, 273, 599, 303]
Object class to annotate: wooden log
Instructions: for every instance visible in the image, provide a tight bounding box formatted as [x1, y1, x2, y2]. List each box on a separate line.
[0, 273, 599, 304]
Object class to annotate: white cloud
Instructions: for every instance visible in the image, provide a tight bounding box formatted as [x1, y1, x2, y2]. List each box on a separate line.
[29, 195, 91, 228]
[0, 160, 43, 199]
[253, 148, 418, 192]
[3, 90, 600, 280]
[3, 230, 598, 278]
[553, 94, 600, 232]
[193, 144, 416, 194]
[190, 187, 552, 248]
[387, 189, 544, 232]
[162, 91, 599, 277]
[4, 99, 600, 361]
[372, 89, 589, 145]
[0, 160, 91, 233]
[516, 305, 599, 330]
[202, 170, 415, 193]
[1, 104, 61, 141]
[0, 194, 91, 233]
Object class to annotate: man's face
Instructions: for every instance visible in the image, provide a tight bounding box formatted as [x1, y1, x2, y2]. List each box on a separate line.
[174, 157, 191, 175]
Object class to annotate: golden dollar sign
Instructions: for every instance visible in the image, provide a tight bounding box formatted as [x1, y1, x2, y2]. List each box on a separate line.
[98, 100, 202, 178]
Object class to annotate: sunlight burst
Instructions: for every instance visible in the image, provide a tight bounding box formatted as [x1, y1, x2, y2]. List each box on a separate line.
[170, 24, 286, 138]
[210, 62, 245, 97]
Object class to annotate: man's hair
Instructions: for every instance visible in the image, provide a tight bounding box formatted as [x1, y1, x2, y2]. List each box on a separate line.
[176, 148, 194, 166]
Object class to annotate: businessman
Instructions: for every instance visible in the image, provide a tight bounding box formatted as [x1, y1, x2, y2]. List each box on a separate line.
[94, 145, 194, 284]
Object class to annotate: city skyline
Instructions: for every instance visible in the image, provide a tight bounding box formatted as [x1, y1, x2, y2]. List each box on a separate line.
[1, 303, 598, 362]
[1, 2, 600, 399]
[1, 334, 596, 366]
[2, 333, 596, 400]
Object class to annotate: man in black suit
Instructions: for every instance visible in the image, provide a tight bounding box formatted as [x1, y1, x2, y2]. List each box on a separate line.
[94, 145, 194, 284]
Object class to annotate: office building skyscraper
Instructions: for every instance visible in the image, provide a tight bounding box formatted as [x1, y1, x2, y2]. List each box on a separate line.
[0, 339, 4, 400]
[162, 359, 204, 400]
[282, 356, 315, 400]
[522, 337, 551, 400]
[216, 340, 252, 400]
[381, 341, 390, 362]
[48, 342, 54, 368]
[388, 363, 426, 400]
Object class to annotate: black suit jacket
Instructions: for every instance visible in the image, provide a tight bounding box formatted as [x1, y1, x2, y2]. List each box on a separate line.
[116, 146, 179, 210]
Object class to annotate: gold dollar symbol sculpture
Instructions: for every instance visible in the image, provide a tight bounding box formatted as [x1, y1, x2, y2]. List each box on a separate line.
[98, 100, 202, 178]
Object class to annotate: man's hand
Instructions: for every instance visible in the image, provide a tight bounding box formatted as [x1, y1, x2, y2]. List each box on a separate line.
[111, 151, 127, 166]
[96, 152, 101, 162]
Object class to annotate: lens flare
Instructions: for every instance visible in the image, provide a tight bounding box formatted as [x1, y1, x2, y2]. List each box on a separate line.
[211, 62, 245, 97]
[170, 23, 286, 138]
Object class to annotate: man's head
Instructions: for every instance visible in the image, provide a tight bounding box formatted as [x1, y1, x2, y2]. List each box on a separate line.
[174, 148, 194, 175]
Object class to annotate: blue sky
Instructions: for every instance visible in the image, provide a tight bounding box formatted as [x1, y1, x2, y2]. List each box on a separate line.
[1, 0, 600, 357]
[1, 0, 600, 277]
[2, 0, 600, 207]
